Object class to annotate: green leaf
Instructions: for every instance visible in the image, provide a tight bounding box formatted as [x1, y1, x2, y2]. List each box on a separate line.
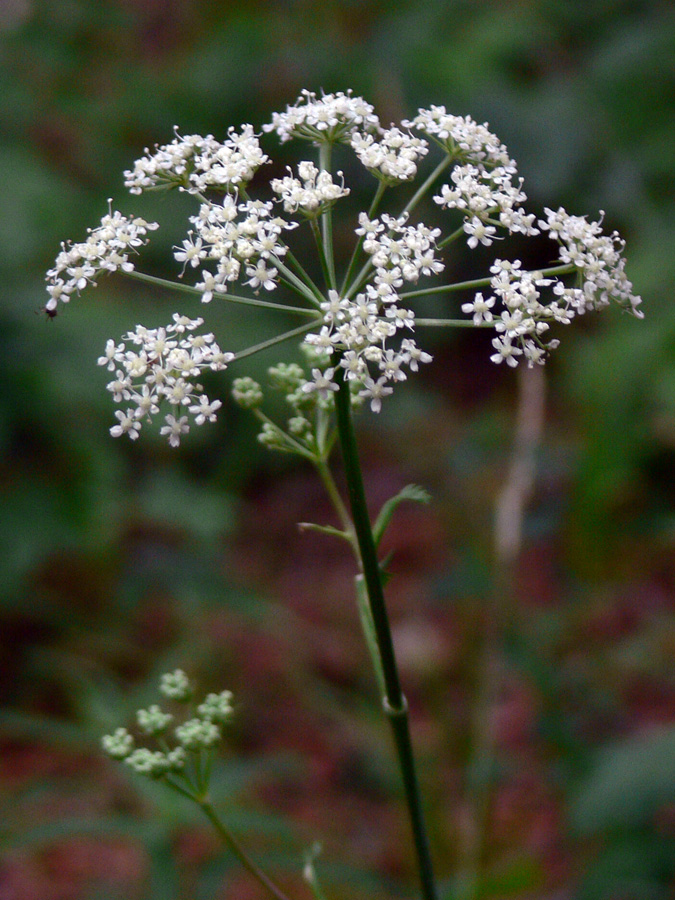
[372, 484, 431, 548]
[298, 522, 351, 542]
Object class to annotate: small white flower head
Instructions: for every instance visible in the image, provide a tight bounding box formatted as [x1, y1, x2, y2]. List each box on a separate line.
[159, 669, 192, 701]
[302, 368, 340, 400]
[124, 748, 171, 778]
[351, 126, 429, 183]
[264, 89, 379, 144]
[175, 717, 222, 750]
[197, 690, 234, 723]
[45, 206, 158, 312]
[123, 126, 268, 195]
[137, 704, 173, 736]
[102, 319, 232, 446]
[271, 162, 349, 216]
[462, 292, 495, 324]
[232, 376, 264, 409]
[102, 727, 135, 760]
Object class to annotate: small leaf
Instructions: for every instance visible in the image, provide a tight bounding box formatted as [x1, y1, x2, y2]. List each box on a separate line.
[372, 484, 431, 548]
[298, 522, 351, 542]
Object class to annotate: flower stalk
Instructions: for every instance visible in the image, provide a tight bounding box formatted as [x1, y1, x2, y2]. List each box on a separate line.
[333, 364, 438, 900]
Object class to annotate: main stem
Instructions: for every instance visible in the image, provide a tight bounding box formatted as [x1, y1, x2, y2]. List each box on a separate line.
[333, 367, 438, 900]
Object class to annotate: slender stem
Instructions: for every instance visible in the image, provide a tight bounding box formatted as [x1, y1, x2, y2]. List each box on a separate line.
[416, 318, 494, 328]
[313, 457, 355, 540]
[233, 320, 318, 361]
[401, 156, 452, 218]
[319, 143, 337, 290]
[126, 269, 317, 316]
[399, 276, 494, 300]
[253, 409, 317, 461]
[340, 180, 387, 296]
[309, 219, 333, 291]
[333, 366, 438, 900]
[268, 254, 325, 307]
[437, 223, 466, 250]
[284, 247, 325, 302]
[197, 797, 293, 900]
[398, 264, 576, 302]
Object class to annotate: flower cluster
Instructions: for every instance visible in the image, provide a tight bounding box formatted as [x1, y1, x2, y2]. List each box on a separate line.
[263, 88, 379, 144]
[181, 196, 296, 298]
[403, 107, 514, 168]
[45, 207, 158, 312]
[97, 314, 233, 446]
[271, 161, 350, 215]
[351, 126, 429, 183]
[44, 90, 642, 446]
[123, 125, 269, 195]
[540, 207, 643, 317]
[102, 670, 234, 779]
[434, 163, 537, 247]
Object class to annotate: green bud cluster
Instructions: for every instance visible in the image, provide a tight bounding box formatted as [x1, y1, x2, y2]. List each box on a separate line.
[101, 671, 234, 782]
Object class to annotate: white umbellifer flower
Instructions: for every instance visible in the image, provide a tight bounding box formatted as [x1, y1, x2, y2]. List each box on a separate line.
[263, 89, 379, 144]
[271, 161, 349, 215]
[102, 728, 135, 760]
[123, 125, 268, 195]
[45, 206, 158, 312]
[124, 748, 172, 777]
[159, 669, 191, 701]
[175, 717, 221, 750]
[98, 317, 233, 445]
[47, 90, 642, 420]
[462, 292, 495, 324]
[351, 126, 429, 183]
[137, 704, 173, 736]
[197, 690, 234, 723]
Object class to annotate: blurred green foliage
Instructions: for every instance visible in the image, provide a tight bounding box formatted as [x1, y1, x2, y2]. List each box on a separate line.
[1, 0, 674, 898]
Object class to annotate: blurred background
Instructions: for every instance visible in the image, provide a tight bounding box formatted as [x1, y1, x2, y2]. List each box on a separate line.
[1, 0, 674, 898]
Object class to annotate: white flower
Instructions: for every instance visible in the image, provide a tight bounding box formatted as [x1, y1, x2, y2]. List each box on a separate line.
[159, 669, 191, 700]
[302, 368, 339, 399]
[110, 409, 141, 440]
[189, 396, 223, 425]
[358, 377, 393, 413]
[137, 705, 173, 735]
[264, 89, 379, 144]
[102, 728, 134, 759]
[490, 336, 522, 367]
[160, 414, 190, 447]
[175, 717, 221, 750]
[197, 690, 234, 723]
[462, 292, 495, 324]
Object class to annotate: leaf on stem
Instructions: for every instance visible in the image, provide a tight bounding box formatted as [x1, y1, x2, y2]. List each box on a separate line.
[372, 484, 431, 548]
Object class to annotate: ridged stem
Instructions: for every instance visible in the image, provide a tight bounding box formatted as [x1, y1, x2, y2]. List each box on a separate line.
[333, 366, 438, 900]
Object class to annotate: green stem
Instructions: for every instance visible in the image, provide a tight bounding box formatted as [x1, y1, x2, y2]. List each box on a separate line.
[416, 318, 494, 328]
[437, 223, 466, 250]
[268, 255, 325, 307]
[398, 264, 576, 302]
[340, 180, 387, 296]
[126, 269, 317, 316]
[197, 797, 293, 900]
[313, 457, 355, 540]
[233, 320, 318, 361]
[283, 247, 325, 303]
[309, 218, 334, 292]
[319, 144, 337, 290]
[333, 366, 437, 900]
[401, 156, 452, 218]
